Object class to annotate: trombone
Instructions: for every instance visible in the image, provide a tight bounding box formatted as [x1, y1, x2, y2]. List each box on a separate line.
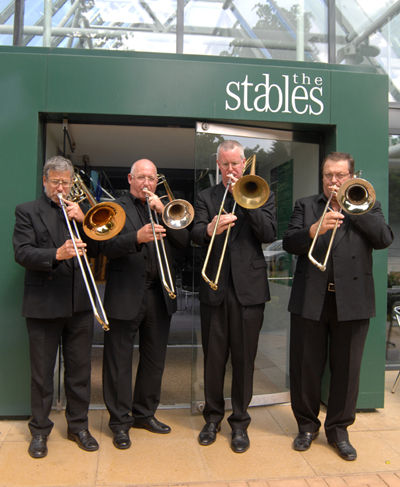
[157, 174, 195, 229]
[57, 193, 110, 331]
[58, 169, 127, 330]
[308, 174, 376, 272]
[201, 155, 270, 290]
[144, 175, 195, 299]
[71, 170, 126, 241]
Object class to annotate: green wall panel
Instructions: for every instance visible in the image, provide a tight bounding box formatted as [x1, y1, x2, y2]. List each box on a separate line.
[0, 52, 47, 415]
[330, 70, 390, 408]
[0, 47, 389, 415]
[46, 53, 331, 124]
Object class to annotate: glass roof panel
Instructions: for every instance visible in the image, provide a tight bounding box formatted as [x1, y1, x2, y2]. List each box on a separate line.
[0, 0, 399, 97]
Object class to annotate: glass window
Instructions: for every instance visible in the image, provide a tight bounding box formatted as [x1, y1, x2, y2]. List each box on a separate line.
[387, 133, 400, 368]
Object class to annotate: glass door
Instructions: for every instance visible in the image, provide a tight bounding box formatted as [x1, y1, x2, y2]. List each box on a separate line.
[191, 122, 321, 412]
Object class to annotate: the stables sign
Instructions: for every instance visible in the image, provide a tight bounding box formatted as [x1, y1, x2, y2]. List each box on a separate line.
[223, 68, 329, 121]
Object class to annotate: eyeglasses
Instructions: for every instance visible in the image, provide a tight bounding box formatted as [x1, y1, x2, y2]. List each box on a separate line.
[323, 172, 351, 181]
[219, 162, 242, 169]
[130, 174, 158, 183]
[47, 179, 72, 188]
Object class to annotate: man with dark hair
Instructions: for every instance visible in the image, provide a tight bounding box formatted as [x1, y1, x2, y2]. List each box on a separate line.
[191, 140, 277, 453]
[283, 151, 393, 461]
[101, 159, 190, 450]
[13, 156, 99, 458]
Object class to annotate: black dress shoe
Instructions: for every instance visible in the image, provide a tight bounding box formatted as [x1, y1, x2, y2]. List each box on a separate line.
[113, 430, 131, 449]
[67, 429, 99, 451]
[132, 417, 171, 434]
[293, 431, 319, 451]
[231, 429, 250, 453]
[329, 440, 357, 461]
[198, 422, 221, 446]
[28, 434, 48, 458]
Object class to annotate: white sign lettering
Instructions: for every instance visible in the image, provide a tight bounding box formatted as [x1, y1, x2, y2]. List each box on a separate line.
[225, 73, 325, 116]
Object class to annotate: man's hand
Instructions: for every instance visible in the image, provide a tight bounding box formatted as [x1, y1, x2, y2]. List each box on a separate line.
[63, 199, 85, 223]
[309, 210, 344, 239]
[137, 223, 167, 244]
[144, 189, 165, 215]
[207, 214, 237, 237]
[227, 173, 239, 193]
[56, 238, 87, 261]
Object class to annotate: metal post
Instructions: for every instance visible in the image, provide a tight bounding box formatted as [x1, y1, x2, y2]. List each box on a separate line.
[176, 0, 184, 54]
[328, 0, 336, 64]
[13, 0, 25, 46]
[43, 0, 52, 47]
[296, 0, 304, 61]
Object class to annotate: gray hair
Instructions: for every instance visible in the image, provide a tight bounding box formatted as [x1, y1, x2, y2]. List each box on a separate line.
[216, 140, 245, 161]
[43, 156, 74, 179]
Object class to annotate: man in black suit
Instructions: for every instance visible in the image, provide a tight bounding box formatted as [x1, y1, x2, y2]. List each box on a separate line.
[13, 156, 99, 459]
[101, 159, 190, 450]
[283, 151, 393, 461]
[191, 140, 277, 453]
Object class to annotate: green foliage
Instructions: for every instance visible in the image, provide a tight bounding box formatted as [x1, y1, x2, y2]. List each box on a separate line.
[388, 271, 400, 288]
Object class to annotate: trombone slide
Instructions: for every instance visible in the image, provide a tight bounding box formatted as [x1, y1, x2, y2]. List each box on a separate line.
[145, 193, 176, 299]
[308, 176, 376, 272]
[57, 194, 110, 330]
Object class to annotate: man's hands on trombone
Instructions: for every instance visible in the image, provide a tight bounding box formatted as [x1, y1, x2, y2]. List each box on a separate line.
[207, 213, 237, 237]
[309, 210, 344, 239]
[144, 188, 165, 214]
[136, 188, 167, 244]
[56, 238, 87, 261]
[58, 196, 86, 223]
[309, 184, 345, 239]
[137, 223, 166, 244]
[56, 196, 87, 260]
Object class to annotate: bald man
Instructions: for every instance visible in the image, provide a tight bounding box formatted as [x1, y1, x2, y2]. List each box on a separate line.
[101, 159, 190, 449]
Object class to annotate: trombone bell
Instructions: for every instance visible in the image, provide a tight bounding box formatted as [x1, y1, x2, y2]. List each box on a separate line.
[232, 175, 270, 209]
[163, 199, 195, 229]
[337, 178, 376, 215]
[83, 202, 126, 241]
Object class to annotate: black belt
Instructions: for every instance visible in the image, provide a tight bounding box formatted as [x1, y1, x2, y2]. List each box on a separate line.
[328, 283, 335, 292]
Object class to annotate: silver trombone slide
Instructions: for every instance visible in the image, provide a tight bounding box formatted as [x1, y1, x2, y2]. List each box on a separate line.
[57, 194, 110, 331]
[145, 193, 176, 299]
[307, 191, 341, 272]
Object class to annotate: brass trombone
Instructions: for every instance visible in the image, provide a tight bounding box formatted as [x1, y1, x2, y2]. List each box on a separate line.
[157, 174, 195, 229]
[58, 170, 127, 330]
[201, 155, 270, 290]
[143, 175, 194, 299]
[308, 174, 376, 271]
[71, 170, 126, 241]
[57, 193, 110, 331]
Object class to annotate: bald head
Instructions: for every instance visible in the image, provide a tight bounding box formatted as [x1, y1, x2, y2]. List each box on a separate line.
[128, 159, 158, 200]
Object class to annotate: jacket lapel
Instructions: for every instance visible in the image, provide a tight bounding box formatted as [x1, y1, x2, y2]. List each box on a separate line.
[38, 194, 67, 248]
[120, 193, 143, 230]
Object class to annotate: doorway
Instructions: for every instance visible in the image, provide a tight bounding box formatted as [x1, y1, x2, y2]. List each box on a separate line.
[48, 120, 321, 412]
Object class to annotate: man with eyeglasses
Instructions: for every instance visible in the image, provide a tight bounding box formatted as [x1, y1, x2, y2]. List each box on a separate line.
[100, 159, 190, 449]
[13, 156, 100, 458]
[191, 140, 277, 453]
[283, 151, 393, 461]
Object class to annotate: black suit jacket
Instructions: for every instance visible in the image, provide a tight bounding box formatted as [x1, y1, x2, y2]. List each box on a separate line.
[13, 193, 99, 319]
[191, 182, 277, 307]
[282, 193, 394, 322]
[100, 193, 190, 320]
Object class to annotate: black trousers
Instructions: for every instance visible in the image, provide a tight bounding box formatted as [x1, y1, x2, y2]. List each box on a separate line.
[200, 281, 265, 430]
[103, 285, 171, 432]
[26, 310, 94, 436]
[289, 291, 369, 443]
